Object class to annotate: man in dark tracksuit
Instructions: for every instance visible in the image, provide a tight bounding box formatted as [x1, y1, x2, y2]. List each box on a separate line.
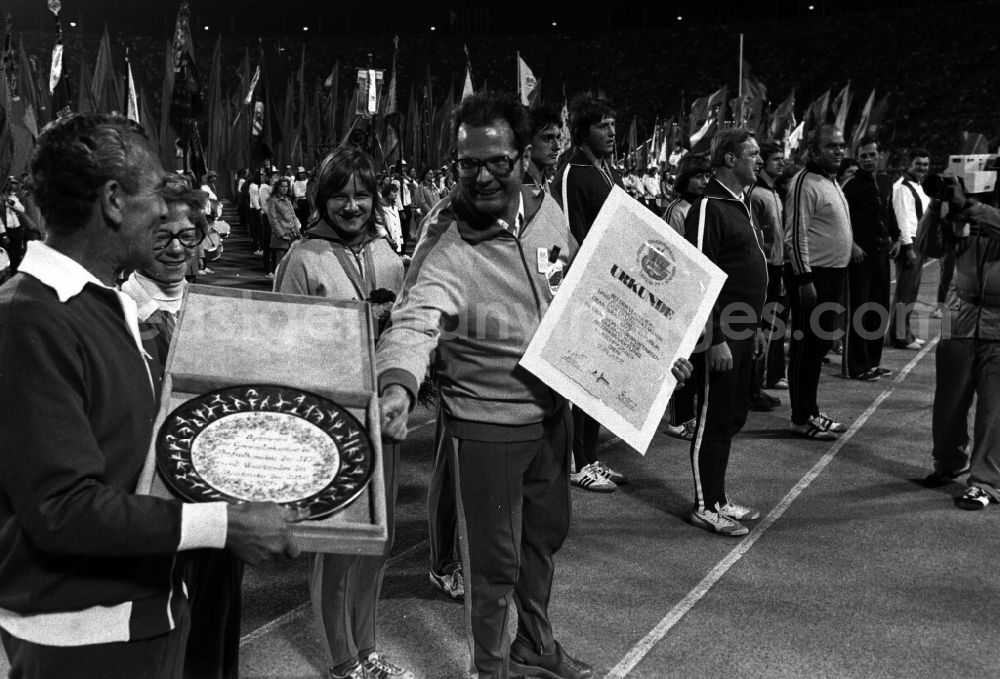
[550, 92, 629, 492]
[683, 128, 768, 537]
[841, 137, 901, 380]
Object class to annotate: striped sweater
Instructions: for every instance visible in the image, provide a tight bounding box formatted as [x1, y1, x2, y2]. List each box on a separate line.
[783, 165, 853, 283]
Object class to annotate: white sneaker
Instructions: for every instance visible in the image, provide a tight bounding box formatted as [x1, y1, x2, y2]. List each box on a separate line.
[816, 413, 848, 433]
[690, 507, 748, 536]
[570, 463, 616, 492]
[361, 652, 415, 679]
[663, 418, 696, 441]
[718, 501, 761, 521]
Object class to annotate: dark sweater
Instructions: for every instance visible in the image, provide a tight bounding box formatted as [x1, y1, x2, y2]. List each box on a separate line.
[0, 273, 186, 639]
[684, 178, 768, 346]
[550, 146, 624, 244]
[842, 170, 900, 253]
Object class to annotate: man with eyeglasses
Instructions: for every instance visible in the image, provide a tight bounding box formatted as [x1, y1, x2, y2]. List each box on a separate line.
[550, 92, 629, 494]
[375, 92, 590, 679]
[784, 124, 854, 440]
[0, 113, 298, 678]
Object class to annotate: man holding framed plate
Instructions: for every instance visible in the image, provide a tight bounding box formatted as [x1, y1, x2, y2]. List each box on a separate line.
[0, 113, 300, 678]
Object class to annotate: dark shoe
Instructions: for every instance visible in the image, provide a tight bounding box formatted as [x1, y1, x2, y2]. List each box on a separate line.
[510, 640, 593, 679]
[853, 368, 881, 381]
[957, 485, 996, 510]
[921, 467, 970, 488]
[875, 367, 893, 377]
[748, 391, 777, 412]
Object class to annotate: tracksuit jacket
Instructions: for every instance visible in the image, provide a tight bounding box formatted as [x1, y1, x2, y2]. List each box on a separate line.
[684, 178, 769, 346]
[375, 186, 577, 440]
[784, 163, 853, 283]
[550, 146, 624, 243]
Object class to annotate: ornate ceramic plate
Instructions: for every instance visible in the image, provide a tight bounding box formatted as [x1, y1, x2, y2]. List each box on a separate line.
[156, 385, 373, 520]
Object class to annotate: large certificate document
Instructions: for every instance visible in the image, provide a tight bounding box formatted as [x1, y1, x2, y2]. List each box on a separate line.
[520, 186, 726, 454]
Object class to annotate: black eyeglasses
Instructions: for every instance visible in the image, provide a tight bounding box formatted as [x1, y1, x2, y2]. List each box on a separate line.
[153, 228, 205, 250]
[453, 153, 522, 178]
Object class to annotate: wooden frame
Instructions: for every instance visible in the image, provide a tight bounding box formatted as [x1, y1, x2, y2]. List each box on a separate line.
[146, 285, 388, 555]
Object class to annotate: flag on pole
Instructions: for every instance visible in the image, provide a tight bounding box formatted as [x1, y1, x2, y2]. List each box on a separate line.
[48, 0, 72, 119]
[689, 86, 726, 137]
[769, 89, 796, 141]
[356, 69, 383, 117]
[461, 45, 474, 102]
[384, 37, 398, 116]
[516, 52, 536, 106]
[125, 51, 139, 123]
[786, 120, 805, 156]
[558, 93, 571, 155]
[832, 80, 852, 133]
[849, 87, 876, 155]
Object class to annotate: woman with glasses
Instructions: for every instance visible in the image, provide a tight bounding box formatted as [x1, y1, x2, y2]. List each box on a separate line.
[120, 178, 207, 368]
[120, 178, 248, 679]
[273, 147, 410, 679]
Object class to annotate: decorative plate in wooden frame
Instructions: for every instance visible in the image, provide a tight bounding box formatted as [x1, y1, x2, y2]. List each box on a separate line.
[156, 384, 373, 521]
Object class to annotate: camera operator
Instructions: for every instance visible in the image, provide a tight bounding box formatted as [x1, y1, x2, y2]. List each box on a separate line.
[1, 177, 28, 273]
[925, 177, 1000, 511]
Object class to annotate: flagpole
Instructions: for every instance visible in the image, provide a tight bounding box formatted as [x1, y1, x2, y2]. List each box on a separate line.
[516, 51, 520, 101]
[737, 33, 743, 126]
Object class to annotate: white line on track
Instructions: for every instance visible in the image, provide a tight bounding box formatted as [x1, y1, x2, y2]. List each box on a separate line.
[603, 337, 938, 679]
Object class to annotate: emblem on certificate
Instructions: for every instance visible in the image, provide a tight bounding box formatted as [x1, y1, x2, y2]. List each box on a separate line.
[156, 384, 374, 520]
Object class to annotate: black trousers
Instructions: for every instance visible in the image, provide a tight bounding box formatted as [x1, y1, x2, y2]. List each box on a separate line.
[843, 249, 890, 377]
[571, 407, 601, 470]
[428, 405, 460, 575]
[755, 263, 788, 387]
[932, 339, 1000, 499]
[450, 407, 572, 679]
[183, 551, 245, 679]
[787, 266, 846, 425]
[689, 336, 755, 511]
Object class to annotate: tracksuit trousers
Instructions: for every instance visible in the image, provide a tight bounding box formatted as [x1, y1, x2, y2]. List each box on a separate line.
[690, 335, 755, 511]
[844, 249, 890, 377]
[932, 338, 1000, 501]
[888, 252, 925, 346]
[428, 406, 460, 577]
[310, 443, 399, 674]
[787, 266, 846, 425]
[448, 405, 572, 679]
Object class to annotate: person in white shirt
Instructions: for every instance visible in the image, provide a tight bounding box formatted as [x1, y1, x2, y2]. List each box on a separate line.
[292, 165, 310, 224]
[889, 147, 931, 349]
[248, 169, 263, 255]
[379, 182, 403, 253]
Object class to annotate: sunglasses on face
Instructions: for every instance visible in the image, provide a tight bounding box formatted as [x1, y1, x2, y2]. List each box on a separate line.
[153, 227, 205, 250]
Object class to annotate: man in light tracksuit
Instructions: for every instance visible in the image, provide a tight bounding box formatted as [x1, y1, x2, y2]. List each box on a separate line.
[376, 92, 588, 679]
[783, 124, 854, 440]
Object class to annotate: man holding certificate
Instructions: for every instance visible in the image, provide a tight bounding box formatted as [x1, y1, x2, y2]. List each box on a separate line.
[375, 92, 591, 679]
[683, 128, 769, 537]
